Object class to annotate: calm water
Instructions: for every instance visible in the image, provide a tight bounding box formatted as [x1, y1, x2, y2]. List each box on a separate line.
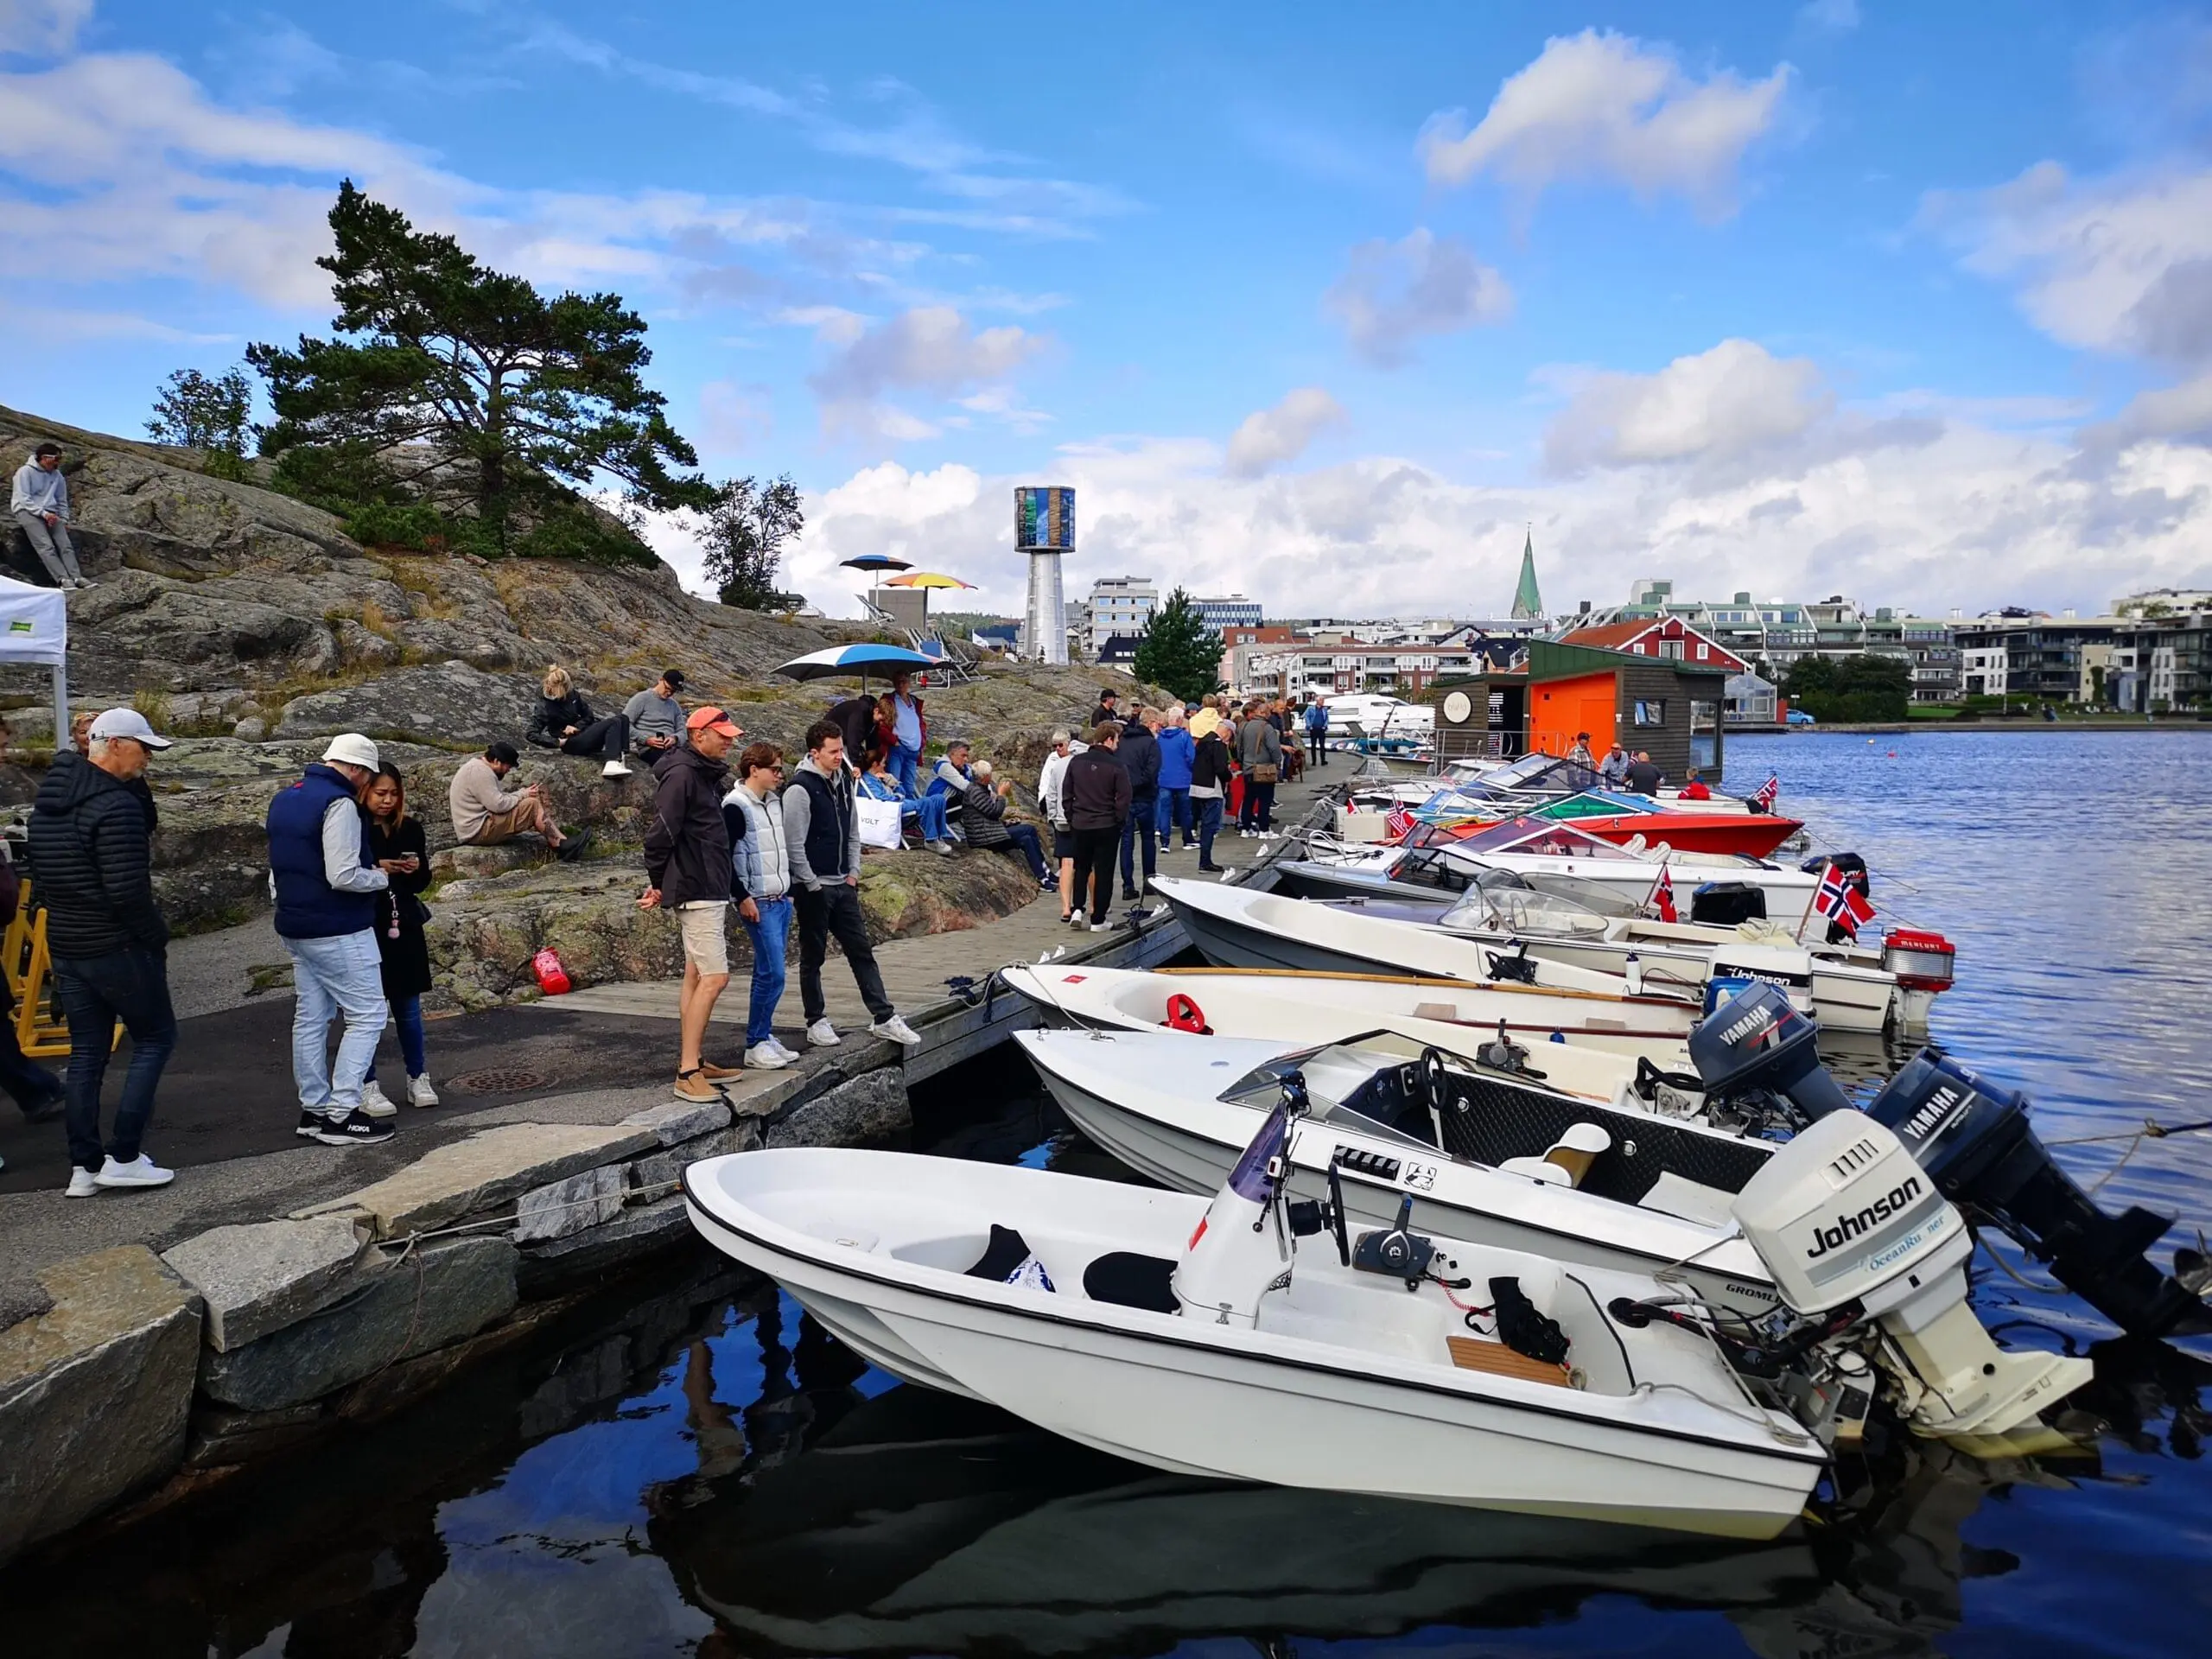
[12, 730, 2212, 1657]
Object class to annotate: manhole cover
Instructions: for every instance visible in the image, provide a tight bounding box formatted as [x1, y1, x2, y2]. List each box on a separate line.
[448, 1068, 553, 1095]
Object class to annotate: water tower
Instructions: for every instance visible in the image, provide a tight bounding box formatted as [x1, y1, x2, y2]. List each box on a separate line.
[1015, 486, 1073, 665]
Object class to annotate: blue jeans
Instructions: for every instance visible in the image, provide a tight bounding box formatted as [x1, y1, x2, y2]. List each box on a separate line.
[54, 946, 176, 1173]
[889, 743, 922, 798]
[741, 897, 793, 1046]
[1121, 795, 1158, 891]
[391, 995, 427, 1078]
[1155, 787, 1192, 844]
[1193, 794, 1224, 865]
[902, 793, 950, 841]
[285, 930, 389, 1116]
[998, 822, 1051, 881]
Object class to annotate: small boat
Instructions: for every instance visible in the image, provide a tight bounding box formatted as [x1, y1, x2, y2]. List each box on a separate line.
[1152, 874, 1883, 1029]
[684, 1074, 2088, 1536]
[1000, 961, 1704, 1067]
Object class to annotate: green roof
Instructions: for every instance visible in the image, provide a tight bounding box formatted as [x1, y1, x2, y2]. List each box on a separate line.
[1510, 529, 1544, 620]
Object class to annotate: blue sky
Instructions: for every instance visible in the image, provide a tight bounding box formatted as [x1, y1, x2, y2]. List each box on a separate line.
[3, 1, 2209, 618]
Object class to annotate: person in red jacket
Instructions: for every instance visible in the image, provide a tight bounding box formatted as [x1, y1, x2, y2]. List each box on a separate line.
[1678, 767, 1713, 801]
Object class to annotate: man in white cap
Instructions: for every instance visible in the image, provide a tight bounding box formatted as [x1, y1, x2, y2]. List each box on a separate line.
[266, 734, 394, 1145]
[26, 707, 178, 1194]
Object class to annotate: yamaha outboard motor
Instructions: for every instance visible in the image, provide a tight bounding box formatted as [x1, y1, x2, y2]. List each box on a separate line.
[1685, 982, 1851, 1123]
[1868, 1049, 2212, 1340]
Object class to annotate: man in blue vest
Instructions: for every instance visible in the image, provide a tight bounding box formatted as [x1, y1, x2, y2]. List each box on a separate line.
[267, 734, 396, 1145]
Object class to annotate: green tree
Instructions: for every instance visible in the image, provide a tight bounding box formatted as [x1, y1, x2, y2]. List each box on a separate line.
[1132, 587, 1224, 702]
[696, 474, 804, 608]
[1786, 652, 1909, 721]
[248, 180, 711, 561]
[147, 366, 253, 480]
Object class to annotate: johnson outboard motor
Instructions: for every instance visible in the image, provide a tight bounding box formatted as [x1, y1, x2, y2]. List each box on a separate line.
[1685, 981, 1851, 1125]
[1867, 1050, 2212, 1340]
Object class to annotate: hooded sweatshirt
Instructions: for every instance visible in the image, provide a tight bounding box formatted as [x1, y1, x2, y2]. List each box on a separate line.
[10, 460, 69, 520]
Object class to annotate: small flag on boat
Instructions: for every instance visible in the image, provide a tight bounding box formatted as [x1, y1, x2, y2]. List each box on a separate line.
[1651, 868, 1676, 924]
[1751, 773, 1780, 810]
[1383, 806, 1415, 840]
[1813, 861, 1876, 935]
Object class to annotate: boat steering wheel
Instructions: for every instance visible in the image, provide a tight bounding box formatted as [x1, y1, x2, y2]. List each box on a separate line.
[1418, 1046, 1452, 1117]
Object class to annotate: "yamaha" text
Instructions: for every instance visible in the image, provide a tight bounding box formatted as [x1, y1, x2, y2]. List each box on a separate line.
[1805, 1176, 1923, 1260]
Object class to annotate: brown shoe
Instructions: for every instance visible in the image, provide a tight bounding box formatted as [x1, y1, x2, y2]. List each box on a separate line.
[672, 1069, 721, 1103]
[697, 1060, 741, 1080]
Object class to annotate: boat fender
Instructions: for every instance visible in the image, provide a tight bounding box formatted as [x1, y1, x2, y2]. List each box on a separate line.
[1491, 1277, 1571, 1366]
[1164, 993, 1213, 1034]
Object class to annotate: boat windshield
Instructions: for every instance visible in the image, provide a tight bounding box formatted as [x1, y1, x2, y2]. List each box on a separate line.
[1217, 1033, 1445, 1150]
[1446, 817, 1638, 859]
[1440, 880, 1611, 938]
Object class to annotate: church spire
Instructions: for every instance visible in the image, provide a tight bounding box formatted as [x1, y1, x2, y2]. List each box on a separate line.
[1510, 524, 1543, 620]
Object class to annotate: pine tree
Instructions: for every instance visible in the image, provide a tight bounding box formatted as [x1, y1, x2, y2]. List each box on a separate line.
[147, 367, 254, 480]
[248, 180, 711, 560]
[697, 474, 804, 608]
[1132, 588, 1224, 702]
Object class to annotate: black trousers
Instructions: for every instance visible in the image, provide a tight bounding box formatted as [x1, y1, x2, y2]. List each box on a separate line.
[559, 713, 631, 761]
[1070, 826, 1122, 923]
[795, 882, 893, 1024]
[1306, 733, 1326, 766]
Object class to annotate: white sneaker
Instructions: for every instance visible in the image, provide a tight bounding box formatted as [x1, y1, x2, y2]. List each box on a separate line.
[94, 1154, 175, 1190]
[745, 1040, 792, 1070]
[602, 760, 633, 778]
[407, 1074, 440, 1108]
[806, 1019, 842, 1048]
[358, 1079, 398, 1118]
[868, 1014, 922, 1046]
[65, 1166, 100, 1198]
[767, 1037, 799, 1063]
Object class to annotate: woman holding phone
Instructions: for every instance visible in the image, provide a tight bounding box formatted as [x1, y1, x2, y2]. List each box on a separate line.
[362, 763, 439, 1108]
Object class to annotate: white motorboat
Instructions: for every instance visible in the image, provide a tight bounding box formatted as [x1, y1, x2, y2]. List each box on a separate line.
[1017, 1024, 1786, 1316]
[1323, 692, 1434, 743]
[1153, 874, 1864, 1028]
[1152, 875, 1707, 1006]
[683, 1083, 2088, 1537]
[999, 962, 1703, 1073]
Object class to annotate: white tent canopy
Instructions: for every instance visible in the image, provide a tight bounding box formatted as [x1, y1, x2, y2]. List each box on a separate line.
[0, 573, 69, 740]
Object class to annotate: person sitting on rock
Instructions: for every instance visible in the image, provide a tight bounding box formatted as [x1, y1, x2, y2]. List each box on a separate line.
[448, 741, 587, 861]
[926, 739, 972, 840]
[623, 668, 686, 763]
[11, 441, 91, 589]
[960, 760, 1054, 888]
[531, 664, 633, 778]
[859, 755, 955, 855]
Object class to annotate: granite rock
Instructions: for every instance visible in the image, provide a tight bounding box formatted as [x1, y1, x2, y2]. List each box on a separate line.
[619, 1096, 733, 1147]
[626, 1127, 739, 1196]
[513, 1164, 628, 1243]
[766, 1067, 911, 1149]
[196, 1237, 518, 1413]
[294, 1122, 658, 1240]
[161, 1216, 380, 1352]
[0, 1247, 203, 1564]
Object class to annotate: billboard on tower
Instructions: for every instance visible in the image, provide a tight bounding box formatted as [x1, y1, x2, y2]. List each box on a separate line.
[1015, 486, 1076, 551]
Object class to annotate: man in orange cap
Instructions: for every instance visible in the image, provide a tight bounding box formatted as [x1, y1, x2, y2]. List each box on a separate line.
[640, 706, 745, 1102]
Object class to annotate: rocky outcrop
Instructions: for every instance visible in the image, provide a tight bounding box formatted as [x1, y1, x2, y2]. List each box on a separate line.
[270, 661, 543, 747]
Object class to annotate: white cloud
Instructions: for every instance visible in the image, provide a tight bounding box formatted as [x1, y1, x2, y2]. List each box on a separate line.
[1325, 229, 1512, 367]
[1797, 0, 1860, 34]
[767, 410, 2212, 625]
[0, 0, 93, 54]
[1543, 339, 1831, 472]
[2079, 372, 2212, 453]
[1420, 29, 1790, 218]
[1928, 162, 2212, 368]
[809, 304, 1046, 441]
[1225, 388, 1347, 477]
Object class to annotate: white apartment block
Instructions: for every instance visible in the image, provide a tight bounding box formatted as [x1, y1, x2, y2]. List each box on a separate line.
[1086, 575, 1157, 657]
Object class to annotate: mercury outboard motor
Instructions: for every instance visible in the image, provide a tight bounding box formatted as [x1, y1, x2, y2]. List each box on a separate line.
[1685, 981, 1851, 1123]
[1867, 1049, 2212, 1340]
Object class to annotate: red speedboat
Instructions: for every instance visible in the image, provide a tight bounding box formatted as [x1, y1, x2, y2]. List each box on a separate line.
[1422, 792, 1803, 859]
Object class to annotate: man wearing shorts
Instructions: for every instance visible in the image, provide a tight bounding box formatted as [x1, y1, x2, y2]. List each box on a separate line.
[640, 708, 744, 1102]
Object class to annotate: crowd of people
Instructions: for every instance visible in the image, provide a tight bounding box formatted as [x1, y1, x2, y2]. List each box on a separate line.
[11, 660, 1331, 1194]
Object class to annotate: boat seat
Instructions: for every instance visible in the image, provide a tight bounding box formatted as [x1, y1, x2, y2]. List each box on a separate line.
[1083, 1251, 1181, 1314]
[1498, 1122, 1611, 1188]
[963, 1224, 1056, 1292]
[1445, 1336, 1573, 1388]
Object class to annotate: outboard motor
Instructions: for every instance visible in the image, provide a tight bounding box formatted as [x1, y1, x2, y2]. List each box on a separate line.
[1732, 1113, 2092, 1438]
[1691, 880, 1767, 926]
[1685, 981, 1851, 1124]
[1868, 1050, 2212, 1339]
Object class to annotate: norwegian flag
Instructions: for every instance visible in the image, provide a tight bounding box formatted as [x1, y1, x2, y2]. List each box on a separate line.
[1751, 773, 1780, 810]
[1383, 806, 1416, 841]
[1813, 861, 1877, 936]
[1650, 867, 1677, 924]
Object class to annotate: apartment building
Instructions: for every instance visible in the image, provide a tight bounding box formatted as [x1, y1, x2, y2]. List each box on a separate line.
[1084, 576, 1157, 658]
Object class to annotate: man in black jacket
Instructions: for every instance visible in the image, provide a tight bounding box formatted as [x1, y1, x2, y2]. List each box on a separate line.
[1115, 706, 1160, 899]
[27, 708, 178, 1195]
[641, 707, 742, 1103]
[1064, 721, 1131, 929]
